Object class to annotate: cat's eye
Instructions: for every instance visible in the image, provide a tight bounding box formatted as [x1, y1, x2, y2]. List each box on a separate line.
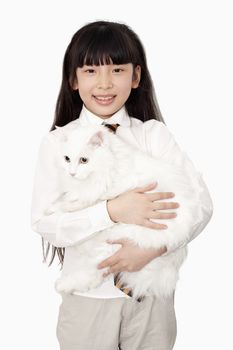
[64, 155, 70, 163]
[79, 157, 88, 164]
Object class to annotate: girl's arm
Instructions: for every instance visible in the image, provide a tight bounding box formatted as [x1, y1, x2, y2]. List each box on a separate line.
[30, 134, 116, 248]
[144, 119, 214, 255]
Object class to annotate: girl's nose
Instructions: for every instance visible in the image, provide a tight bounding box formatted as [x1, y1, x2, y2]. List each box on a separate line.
[97, 74, 113, 89]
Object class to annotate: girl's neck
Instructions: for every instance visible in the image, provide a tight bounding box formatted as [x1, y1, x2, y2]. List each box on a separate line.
[83, 104, 125, 121]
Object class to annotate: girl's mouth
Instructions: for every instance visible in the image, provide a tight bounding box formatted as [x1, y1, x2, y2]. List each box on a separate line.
[93, 95, 116, 105]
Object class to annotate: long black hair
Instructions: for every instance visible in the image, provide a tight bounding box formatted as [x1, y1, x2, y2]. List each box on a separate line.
[44, 20, 166, 267]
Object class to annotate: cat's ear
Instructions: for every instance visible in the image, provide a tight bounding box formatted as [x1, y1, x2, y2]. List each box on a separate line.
[87, 131, 104, 147]
[54, 125, 67, 142]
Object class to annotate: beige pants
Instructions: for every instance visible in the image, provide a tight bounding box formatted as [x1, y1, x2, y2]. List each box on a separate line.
[56, 292, 177, 350]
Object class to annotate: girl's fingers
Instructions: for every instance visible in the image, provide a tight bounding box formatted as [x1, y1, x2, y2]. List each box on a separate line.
[153, 201, 180, 210]
[151, 211, 177, 219]
[146, 191, 175, 200]
[134, 182, 158, 193]
[142, 219, 168, 230]
[97, 255, 118, 269]
[103, 263, 123, 276]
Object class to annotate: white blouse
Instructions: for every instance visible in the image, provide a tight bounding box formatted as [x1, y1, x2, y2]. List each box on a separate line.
[30, 104, 213, 299]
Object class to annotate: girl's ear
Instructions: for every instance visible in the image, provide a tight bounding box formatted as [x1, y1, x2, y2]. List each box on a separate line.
[131, 65, 141, 89]
[69, 74, 79, 90]
[54, 125, 68, 142]
[88, 131, 104, 147]
[72, 78, 79, 90]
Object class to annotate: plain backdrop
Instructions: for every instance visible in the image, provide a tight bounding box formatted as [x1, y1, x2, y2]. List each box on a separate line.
[0, 0, 232, 349]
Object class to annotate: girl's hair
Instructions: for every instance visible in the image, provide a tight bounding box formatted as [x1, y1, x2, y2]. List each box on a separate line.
[43, 20, 166, 267]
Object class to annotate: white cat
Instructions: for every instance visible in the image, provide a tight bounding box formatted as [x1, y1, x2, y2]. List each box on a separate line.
[47, 123, 202, 299]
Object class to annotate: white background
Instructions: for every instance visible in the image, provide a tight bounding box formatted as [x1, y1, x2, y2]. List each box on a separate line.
[0, 0, 232, 349]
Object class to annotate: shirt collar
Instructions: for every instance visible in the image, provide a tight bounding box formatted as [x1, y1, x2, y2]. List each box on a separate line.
[78, 104, 131, 127]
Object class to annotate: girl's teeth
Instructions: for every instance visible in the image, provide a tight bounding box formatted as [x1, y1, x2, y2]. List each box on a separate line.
[93, 95, 116, 105]
[95, 96, 114, 100]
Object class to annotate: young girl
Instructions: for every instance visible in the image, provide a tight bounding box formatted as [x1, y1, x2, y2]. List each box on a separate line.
[31, 20, 213, 350]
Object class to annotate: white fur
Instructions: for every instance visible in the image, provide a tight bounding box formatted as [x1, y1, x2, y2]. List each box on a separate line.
[47, 124, 202, 299]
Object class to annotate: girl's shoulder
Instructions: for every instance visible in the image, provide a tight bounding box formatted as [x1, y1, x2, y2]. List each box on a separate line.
[130, 117, 173, 142]
[130, 117, 175, 158]
[42, 119, 79, 145]
[50, 119, 79, 136]
[38, 120, 79, 152]
[130, 116, 168, 131]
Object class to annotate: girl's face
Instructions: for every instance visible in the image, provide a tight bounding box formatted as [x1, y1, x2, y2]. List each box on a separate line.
[72, 63, 141, 119]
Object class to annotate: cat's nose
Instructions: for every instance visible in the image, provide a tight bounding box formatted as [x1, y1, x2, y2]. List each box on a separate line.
[70, 172, 76, 177]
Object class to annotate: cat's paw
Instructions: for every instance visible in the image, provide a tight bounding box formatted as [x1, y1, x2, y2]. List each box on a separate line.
[61, 201, 83, 212]
[87, 273, 104, 289]
[44, 208, 53, 215]
[55, 277, 77, 293]
[44, 206, 56, 215]
[44, 202, 61, 215]
[60, 201, 72, 212]
[45, 201, 74, 214]
[55, 271, 105, 294]
[55, 276, 92, 293]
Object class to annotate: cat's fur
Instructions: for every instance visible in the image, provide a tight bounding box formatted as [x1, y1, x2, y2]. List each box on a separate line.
[46, 123, 201, 299]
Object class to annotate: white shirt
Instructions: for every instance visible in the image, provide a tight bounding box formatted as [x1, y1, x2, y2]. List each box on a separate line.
[30, 104, 213, 299]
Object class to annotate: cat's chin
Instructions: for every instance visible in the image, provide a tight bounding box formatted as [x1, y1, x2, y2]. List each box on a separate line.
[65, 174, 85, 182]
[67, 173, 92, 181]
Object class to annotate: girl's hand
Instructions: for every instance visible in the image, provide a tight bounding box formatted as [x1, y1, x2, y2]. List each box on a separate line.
[107, 182, 179, 229]
[97, 239, 167, 276]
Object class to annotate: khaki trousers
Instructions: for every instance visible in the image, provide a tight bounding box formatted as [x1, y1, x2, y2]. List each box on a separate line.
[56, 292, 177, 350]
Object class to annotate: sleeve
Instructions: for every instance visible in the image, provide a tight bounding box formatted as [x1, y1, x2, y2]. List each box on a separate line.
[144, 120, 214, 255]
[30, 134, 115, 248]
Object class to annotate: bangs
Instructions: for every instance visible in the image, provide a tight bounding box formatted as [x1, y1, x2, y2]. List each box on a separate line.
[75, 25, 136, 67]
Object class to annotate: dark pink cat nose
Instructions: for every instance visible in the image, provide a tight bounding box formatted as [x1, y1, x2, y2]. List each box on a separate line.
[70, 173, 75, 176]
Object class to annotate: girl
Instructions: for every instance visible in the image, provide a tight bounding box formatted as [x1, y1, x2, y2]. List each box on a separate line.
[31, 20, 213, 350]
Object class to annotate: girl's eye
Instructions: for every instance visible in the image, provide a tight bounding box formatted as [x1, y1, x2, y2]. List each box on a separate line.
[64, 155, 70, 163]
[85, 69, 95, 74]
[79, 157, 89, 164]
[113, 68, 124, 73]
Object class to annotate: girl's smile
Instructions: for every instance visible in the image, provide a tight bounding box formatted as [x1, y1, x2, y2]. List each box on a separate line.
[93, 94, 116, 106]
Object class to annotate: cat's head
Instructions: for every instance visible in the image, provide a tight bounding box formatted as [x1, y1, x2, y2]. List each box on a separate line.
[53, 124, 115, 181]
